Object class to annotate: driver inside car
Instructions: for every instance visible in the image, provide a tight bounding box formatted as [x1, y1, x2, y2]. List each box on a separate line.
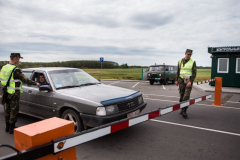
[39, 73, 49, 86]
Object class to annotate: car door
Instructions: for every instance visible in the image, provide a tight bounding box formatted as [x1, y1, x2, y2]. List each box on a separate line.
[20, 71, 33, 113]
[26, 71, 54, 118]
[165, 66, 169, 81]
[168, 66, 174, 81]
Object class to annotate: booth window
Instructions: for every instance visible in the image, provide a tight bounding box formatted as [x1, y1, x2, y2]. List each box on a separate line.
[217, 58, 229, 73]
[237, 58, 240, 73]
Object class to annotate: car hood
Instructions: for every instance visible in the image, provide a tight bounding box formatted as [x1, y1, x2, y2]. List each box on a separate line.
[56, 84, 139, 105]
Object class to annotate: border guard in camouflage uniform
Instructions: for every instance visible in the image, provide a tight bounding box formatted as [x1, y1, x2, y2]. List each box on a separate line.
[0, 53, 40, 134]
[175, 49, 197, 118]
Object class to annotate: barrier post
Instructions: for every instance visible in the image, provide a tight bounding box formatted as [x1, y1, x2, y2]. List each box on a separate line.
[212, 77, 223, 106]
[14, 117, 77, 160]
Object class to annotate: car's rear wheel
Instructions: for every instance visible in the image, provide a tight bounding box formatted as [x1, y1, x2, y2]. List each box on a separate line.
[62, 109, 84, 133]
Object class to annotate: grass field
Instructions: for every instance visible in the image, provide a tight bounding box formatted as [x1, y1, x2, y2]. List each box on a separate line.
[84, 68, 211, 82]
[195, 69, 211, 82]
[84, 68, 143, 80]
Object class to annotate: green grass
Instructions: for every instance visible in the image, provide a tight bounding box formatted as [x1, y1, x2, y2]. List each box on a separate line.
[195, 69, 211, 82]
[84, 68, 144, 80]
[84, 68, 211, 82]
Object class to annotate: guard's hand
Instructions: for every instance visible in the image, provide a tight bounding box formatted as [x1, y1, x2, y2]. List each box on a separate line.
[36, 82, 40, 87]
[175, 81, 178, 86]
[186, 82, 192, 87]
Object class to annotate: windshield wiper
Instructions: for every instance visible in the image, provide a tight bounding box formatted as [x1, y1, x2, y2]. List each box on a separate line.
[57, 85, 80, 90]
[79, 83, 100, 87]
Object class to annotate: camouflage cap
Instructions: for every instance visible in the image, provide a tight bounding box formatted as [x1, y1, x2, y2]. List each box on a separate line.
[11, 53, 23, 59]
[186, 49, 193, 55]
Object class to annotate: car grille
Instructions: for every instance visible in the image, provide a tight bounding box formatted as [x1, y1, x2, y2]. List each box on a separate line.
[117, 97, 139, 112]
[150, 73, 159, 78]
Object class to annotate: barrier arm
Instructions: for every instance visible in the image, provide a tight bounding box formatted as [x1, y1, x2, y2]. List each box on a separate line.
[197, 79, 215, 85]
[0, 94, 212, 160]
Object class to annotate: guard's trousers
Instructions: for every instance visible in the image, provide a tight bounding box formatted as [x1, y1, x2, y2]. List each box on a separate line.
[178, 78, 193, 108]
[5, 91, 20, 124]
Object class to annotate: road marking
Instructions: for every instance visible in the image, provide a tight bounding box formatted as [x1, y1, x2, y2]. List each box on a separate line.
[150, 119, 240, 137]
[143, 94, 179, 98]
[144, 98, 240, 110]
[109, 81, 120, 85]
[144, 98, 178, 102]
[195, 103, 240, 110]
[207, 99, 240, 104]
[143, 94, 239, 104]
[132, 82, 139, 88]
[162, 85, 166, 89]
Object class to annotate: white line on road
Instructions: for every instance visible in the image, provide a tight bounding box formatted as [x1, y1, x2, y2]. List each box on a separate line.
[143, 94, 239, 104]
[143, 94, 179, 98]
[144, 98, 240, 110]
[162, 85, 166, 89]
[144, 98, 178, 102]
[195, 103, 240, 110]
[207, 99, 240, 104]
[109, 81, 120, 85]
[132, 82, 139, 88]
[150, 119, 240, 137]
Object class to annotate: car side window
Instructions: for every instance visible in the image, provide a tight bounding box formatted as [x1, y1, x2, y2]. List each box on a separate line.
[31, 72, 49, 88]
[22, 71, 32, 86]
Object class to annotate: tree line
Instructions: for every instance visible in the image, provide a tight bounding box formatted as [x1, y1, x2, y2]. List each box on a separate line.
[0, 60, 147, 69]
[0, 60, 210, 69]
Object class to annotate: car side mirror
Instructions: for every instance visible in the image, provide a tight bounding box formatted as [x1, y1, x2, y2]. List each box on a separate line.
[39, 85, 52, 92]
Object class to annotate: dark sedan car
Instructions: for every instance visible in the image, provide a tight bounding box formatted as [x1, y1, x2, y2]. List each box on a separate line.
[0, 67, 147, 132]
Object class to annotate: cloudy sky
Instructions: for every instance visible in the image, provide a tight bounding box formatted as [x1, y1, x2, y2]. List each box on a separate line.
[0, 0, 240, 67]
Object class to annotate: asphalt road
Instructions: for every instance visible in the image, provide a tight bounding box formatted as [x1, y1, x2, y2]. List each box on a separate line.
[0, 80, 240, 160]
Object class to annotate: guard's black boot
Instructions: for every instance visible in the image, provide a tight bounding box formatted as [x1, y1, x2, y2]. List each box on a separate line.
[9, 123, 16, 134]
[5, 122, 10, 132]
[182, 108, 188, 119]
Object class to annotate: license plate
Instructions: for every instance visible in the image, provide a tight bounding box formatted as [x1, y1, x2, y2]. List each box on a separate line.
[127, 109, 140, 118]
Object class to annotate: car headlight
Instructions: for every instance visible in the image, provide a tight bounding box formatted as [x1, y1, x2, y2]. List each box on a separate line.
[159, 73, 161, 76]
[148, 73, 151, 76]
[138, 96, 143, 104]
[96, 107, 106, 116]
[106, 105, 119, 115]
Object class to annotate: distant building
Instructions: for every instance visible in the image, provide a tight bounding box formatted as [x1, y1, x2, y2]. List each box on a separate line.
[208, 46, 240, 87]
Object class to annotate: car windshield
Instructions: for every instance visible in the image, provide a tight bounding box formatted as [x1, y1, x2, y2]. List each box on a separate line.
[49, 69, 100, 89]
[149, 66, 164, 71]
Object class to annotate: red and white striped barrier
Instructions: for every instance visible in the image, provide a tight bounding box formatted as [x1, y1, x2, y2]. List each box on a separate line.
[197, 79, 215, 85]
[0, 94, 211, 160]
[53, 94, 212, 153]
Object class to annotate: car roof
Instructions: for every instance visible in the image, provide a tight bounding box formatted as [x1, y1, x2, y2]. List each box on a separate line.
[22, 67, 82, 72]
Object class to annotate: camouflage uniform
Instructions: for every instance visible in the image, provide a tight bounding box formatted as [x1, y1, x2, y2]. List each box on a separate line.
[176, 59, 197, 102]
[5, 67, 37, 124]
[176, 50, 197, 118]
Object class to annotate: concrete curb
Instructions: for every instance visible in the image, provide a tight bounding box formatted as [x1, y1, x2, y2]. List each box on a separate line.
[193, 83, 240, 94]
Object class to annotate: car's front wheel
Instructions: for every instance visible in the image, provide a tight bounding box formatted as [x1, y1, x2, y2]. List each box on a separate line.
[150, 80, 154, 85]
[62, 109, 84, 133]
